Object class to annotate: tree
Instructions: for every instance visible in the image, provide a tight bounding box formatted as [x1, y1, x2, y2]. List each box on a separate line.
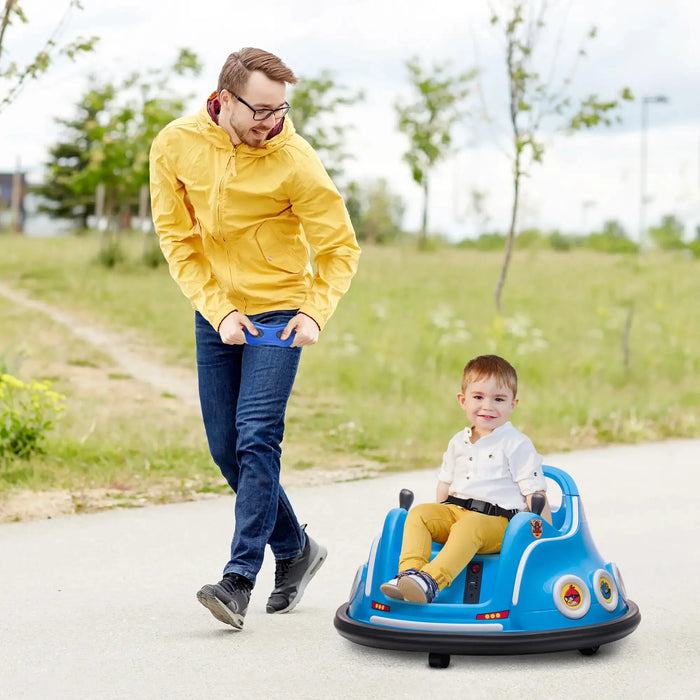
[584, 220, 637, 254]
[35, 49, 202, 228]
[344, 178, 405, 244]
[489, 1, 633, 311]
[289, 70, 363, 180]
[32, 83, 112, 228]
[649, 214, 685, 251]
[0, 0, 97, 112]
[395, 57, 475, 246]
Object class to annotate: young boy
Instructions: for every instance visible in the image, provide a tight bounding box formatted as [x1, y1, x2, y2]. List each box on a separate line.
[381, 354, 552, 604]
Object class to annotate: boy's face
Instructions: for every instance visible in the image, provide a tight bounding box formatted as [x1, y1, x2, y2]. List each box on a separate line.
[457, 375, 518, 439]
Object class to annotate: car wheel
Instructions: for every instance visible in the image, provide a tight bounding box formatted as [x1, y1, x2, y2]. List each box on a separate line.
[428, 652, 450, 668]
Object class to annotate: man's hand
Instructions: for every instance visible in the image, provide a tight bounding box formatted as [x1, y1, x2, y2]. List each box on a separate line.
[218, 311, 257, 345]
[281, 313, 320, 347]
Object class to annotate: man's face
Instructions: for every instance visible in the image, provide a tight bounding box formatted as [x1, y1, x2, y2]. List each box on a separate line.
[219, 71, 287, 148]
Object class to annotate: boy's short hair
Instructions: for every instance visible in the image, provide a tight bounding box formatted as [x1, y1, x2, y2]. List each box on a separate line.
[461, 355, 518, 397]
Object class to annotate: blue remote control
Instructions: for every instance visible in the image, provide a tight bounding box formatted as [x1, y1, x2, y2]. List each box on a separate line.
[244, 322, 295, 347]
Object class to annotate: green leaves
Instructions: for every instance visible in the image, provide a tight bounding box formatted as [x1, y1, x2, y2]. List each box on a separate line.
[0, 0, 98, 112]
[568, 90, 633, 131]
[289, 70, 363, 180]
[492, 0, 634, 311]
[394, 56, 476, 239]
[35, 49, 202, 227]
[0, 374, 65, 460]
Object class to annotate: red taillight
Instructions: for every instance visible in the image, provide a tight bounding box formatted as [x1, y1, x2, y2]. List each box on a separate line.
[476, 610, 509, 620]
[371, 601, 390, 612]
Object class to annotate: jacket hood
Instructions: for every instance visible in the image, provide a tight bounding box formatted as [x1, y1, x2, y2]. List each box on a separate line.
[199, 92, 295, 156]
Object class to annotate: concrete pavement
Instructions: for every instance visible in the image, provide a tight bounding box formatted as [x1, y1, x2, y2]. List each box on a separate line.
[1, 440, 698, 699]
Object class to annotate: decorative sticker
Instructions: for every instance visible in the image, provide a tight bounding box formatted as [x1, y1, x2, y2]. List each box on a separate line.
[593, 569, 619, 611]
[561, 582, 584, 610]
[553, 574, 591, 619]
[598, 576, 613, 603]
[530, 518, 543, 539]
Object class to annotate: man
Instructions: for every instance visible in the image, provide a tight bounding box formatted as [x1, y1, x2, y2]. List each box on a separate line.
[149, 48, 360, 630]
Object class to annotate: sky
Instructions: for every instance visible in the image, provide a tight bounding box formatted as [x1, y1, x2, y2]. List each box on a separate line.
[1, 0, 699, 241]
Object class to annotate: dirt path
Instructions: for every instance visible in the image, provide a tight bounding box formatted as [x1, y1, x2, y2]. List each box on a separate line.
[0, 282, 381, 522]
[0, 281, 200, 408]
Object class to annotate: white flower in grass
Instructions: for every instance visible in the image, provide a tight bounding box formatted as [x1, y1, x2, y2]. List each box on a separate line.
[337, 333, 359, 356]
[372, 303, 388, 320]
[431, 306, 455, 330]
[504, 313, 532, 338]
[438, 328, 473, 346]
[339, 421, 363, 433]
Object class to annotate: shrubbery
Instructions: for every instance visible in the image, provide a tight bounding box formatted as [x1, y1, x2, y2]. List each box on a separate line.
[0, 374, 65, 460]
[452, 215, 700, 257]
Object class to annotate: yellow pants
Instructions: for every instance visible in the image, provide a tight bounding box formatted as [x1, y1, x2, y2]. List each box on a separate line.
[399, 503, 509, 591]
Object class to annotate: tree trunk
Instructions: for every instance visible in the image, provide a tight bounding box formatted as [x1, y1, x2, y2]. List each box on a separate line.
[419, 178, 429, 247]
[0, 2, 18, 61]
[496, 28, 522, 313]
[494, 166, 520, 312]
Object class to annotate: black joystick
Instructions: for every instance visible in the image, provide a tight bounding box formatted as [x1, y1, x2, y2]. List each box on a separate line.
[530, 492, 546, 515]
[399, 489, 414, 511]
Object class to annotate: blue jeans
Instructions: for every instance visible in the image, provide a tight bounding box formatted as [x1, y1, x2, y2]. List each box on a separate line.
[195, 310, 305, 586]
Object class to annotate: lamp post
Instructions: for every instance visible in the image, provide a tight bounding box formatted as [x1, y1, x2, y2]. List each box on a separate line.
[639, 95, 669, 250]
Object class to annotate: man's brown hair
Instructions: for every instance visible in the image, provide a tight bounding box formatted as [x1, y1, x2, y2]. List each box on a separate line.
[217, 48, 297, 95]
[461, 355, 518, 397]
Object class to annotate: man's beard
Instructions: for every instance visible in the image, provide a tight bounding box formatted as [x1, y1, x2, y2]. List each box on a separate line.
[228, 114, 267, 148]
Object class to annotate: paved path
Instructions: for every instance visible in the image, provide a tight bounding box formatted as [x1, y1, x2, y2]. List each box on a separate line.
[2, 440, 698, 699]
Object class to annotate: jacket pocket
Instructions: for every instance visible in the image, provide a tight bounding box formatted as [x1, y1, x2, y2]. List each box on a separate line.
[254, 220, 308, 274]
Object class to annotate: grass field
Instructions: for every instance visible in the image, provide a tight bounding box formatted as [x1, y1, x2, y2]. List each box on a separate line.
[1, 231, 698, 501]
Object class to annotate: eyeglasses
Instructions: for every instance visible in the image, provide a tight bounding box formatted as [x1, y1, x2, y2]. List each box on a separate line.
[233, 93, 290, 121]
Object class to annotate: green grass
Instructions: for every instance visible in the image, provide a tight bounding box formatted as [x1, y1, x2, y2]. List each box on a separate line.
[1, 231, 698, 496]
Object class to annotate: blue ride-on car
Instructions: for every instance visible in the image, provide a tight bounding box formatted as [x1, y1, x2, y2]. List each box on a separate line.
[334, 465, 641, 668]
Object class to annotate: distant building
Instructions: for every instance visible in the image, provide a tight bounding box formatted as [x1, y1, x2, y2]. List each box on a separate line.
[0, 171, 26, 232]
[0, 173, 75, 236]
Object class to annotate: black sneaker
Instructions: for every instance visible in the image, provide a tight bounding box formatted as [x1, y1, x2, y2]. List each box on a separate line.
[196, 573, 252, 629]
[266, 528, 327, 614]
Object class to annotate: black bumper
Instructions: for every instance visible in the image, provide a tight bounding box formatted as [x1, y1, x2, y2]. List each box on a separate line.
[333, 600, 641, 656]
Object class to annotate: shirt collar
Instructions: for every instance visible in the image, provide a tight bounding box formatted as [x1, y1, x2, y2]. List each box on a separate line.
[464, 421, 513, 443]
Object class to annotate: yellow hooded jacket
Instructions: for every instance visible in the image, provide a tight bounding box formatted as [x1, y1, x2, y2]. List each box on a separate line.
[149, 101, 360, 331]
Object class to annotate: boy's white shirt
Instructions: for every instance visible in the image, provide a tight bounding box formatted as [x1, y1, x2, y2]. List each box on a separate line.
[437, 421, 546, 511]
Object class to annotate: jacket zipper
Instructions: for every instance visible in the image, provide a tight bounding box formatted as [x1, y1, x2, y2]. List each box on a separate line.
[218, 148, 242, 308]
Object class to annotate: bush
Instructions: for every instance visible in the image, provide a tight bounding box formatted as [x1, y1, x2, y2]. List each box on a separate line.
[95, 235, 126, 268]
[142, 238, 167, 268]
[0, 374, 65, 460]
[584, 221, 638, 254]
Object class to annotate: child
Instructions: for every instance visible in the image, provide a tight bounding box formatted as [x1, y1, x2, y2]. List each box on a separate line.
[381, 354, 551, 604]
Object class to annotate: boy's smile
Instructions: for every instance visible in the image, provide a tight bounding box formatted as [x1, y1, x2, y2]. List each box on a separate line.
[457, 375, 518, 441]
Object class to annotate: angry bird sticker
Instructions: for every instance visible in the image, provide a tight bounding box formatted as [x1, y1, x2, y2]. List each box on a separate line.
[562, 583, 583, 609]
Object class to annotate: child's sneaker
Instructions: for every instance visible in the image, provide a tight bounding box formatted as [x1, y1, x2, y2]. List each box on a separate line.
[196, 573, 252, 629]
[380, 569, 418, 600]
[398, 570, 439, 604]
